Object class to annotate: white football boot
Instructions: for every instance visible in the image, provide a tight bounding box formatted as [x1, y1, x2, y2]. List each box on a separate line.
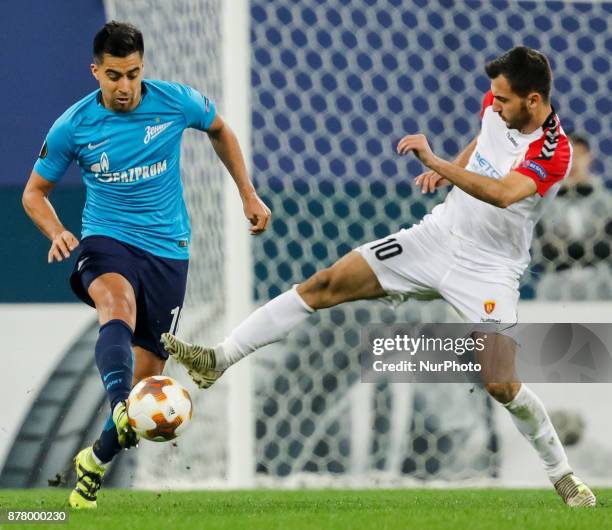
[161, 333, 225, 389]
[554, 473, 596, 507]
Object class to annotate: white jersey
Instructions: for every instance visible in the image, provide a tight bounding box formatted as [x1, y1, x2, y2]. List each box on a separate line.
[428, 91, 572, 276]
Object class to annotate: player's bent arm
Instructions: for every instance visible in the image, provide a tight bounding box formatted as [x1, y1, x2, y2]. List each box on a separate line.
[397, 134, 537, 207]
[414, 136, 477, 193]
[428, 157, 537, 208]
[22, 169, 79, 262]
[206, 114, 271, 233]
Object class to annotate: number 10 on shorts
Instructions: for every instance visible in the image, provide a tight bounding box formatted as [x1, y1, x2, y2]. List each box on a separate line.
[370, 238, 403, 261]
[169, 306, 182, 335]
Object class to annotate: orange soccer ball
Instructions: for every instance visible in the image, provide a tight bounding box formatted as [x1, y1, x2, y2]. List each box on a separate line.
[126, 376, 193, 442]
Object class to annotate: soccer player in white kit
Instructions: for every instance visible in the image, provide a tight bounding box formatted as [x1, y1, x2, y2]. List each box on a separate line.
[163, 47, 596, 506]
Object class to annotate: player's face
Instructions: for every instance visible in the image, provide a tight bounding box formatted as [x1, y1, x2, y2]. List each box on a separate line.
[91, 52, 144, 113]
[490, 75, 533, 132]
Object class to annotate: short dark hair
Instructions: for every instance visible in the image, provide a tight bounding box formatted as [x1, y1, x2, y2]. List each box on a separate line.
[485, 46, 552, 101]
[93, 21, 144, 63]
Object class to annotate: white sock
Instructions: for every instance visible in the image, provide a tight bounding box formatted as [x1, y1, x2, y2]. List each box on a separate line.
[215, 286, 315, 369]
[504, 384, 572, 484]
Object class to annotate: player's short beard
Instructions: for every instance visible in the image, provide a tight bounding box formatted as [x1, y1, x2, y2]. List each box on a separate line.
[506, 100, 531, 132]
[112, 96, 133, 113]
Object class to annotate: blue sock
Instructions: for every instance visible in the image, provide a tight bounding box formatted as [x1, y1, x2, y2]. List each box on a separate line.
[93, 414, 122, 464]
[93, 349, 135, 465]
[95, 319, 134, 411]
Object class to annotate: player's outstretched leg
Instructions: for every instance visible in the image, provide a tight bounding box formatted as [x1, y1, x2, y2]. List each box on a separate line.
[162, 251, 385, 389]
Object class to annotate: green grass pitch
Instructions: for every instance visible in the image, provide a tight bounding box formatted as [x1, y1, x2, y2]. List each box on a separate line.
[1, 489, 611, 529]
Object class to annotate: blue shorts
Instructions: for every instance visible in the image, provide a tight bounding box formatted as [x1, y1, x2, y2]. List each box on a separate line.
[70, 236, 189, 360]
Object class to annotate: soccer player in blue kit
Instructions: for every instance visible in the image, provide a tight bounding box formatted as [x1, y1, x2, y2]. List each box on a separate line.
[22, 21, 270, 508]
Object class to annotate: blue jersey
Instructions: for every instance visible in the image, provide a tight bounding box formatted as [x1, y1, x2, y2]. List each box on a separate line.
[34, 79, 216, 259]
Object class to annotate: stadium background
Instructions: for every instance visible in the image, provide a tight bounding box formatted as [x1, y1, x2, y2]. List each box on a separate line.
[0, 0, 610, 491]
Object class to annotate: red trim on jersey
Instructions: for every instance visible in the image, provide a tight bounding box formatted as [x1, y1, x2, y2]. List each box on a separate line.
[480, 91, 494, 119]
[514, 116, 570, 196]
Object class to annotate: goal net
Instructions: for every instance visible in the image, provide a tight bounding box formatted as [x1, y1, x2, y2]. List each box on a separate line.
[103, 0, 239, 487]
[103, 0, 612, 488]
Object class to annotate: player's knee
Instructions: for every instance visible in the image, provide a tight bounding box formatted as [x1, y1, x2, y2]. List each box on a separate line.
[95, 290, 136, 322]
[299, 267, 342, 309]
[485, 382, 520, 404]
[110, 294, 135, 317]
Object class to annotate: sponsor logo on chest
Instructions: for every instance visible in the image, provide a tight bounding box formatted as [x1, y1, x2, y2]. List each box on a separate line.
[89, 152, 168, 183]
[473, 151, 502, 179]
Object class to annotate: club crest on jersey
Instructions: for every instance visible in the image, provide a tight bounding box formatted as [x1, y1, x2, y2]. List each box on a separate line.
[484, 300, 496, 315]
[144, 121, 173, 144]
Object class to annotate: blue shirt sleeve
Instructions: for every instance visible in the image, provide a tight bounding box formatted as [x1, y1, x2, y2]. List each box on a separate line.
[180, 85, 217, 131]
[33, 117, 75, 183]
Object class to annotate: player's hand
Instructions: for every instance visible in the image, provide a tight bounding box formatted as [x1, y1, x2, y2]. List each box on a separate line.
[48, 230, 79, 263]
[415, 170, 450, 194]
[397, 133, 437, 167]
[242, 192, 271, 235]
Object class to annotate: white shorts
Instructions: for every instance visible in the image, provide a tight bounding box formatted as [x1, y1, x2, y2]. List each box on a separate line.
[356, 218, 520, 324]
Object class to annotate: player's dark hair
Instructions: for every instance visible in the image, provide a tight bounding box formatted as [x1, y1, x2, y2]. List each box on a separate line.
[93, 21, 144, 63]
[485, 46, 552, 101]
